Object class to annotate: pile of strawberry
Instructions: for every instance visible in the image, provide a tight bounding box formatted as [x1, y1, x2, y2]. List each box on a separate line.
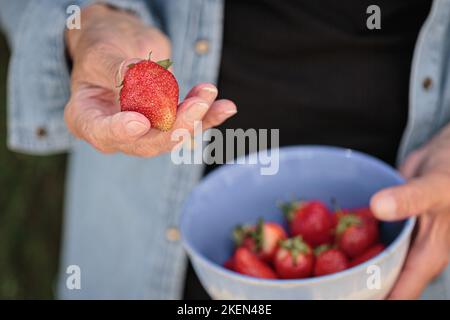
[223, 200, 385, 279]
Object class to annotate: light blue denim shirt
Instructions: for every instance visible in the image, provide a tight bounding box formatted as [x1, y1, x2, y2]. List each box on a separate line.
[1, 0, 450, 299]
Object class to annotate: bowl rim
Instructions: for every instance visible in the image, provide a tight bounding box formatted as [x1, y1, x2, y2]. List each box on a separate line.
[180, 145, 416, 286]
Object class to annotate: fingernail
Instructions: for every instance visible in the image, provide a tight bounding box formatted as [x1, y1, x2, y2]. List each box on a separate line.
[126, 121, 148, 136]
[185, 102, 209, 122]
[201, 86, 218, 94]
[373, 194, 397, 219]
[222, 109, 237, 116]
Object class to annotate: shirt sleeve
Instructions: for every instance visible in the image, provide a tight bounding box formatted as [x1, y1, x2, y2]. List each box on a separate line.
[0, 0, 158, 154]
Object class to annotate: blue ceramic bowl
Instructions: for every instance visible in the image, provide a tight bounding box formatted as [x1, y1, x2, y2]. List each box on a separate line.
[180, 146, 415, 299]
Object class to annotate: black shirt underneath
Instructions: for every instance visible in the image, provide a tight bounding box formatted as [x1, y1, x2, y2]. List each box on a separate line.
[185, 0, 431, 299]
[204, 0, 431, 175]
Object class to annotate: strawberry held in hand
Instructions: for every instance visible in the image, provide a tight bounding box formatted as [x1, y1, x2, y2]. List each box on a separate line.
[233, 218, 287, 263]
[274, 236, 314, 279]
[120, 54, 179, 131]
[281, 200, 333, 246]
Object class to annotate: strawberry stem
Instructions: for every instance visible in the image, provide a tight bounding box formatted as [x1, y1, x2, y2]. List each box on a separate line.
[314, 244, 331, 256]
[279, 201, 300, 221]
[280, 236, 310, 266]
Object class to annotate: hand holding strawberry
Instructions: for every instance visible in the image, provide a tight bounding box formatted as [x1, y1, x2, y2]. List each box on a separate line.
[64, 4, 237, 156]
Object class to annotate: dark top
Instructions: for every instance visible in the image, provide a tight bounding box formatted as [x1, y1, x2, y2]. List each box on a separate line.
[204, 0, 431, 175]
[186, 0, 431, 299]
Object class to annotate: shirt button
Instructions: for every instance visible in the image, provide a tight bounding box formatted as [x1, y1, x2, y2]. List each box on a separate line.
[36, 127, 47, 138]
[422, 77, 433, 90]
[166, 227, 180, 242]
[195, 39, 209, 55]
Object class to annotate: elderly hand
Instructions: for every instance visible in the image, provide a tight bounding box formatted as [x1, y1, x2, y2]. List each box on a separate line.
[370, 124, 450, 299]
[64, 4, 236, 156]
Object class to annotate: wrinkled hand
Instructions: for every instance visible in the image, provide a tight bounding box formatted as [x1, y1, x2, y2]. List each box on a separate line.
[64, 4, 236, 156]
[370, 124, 450, 299]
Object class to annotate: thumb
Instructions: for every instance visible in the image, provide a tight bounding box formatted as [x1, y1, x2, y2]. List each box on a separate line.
[370, 173, 450, 221]
[115, 58, 142, 90]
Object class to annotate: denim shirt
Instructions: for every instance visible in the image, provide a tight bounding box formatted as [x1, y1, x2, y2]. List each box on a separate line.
[1, 0, 450, 299]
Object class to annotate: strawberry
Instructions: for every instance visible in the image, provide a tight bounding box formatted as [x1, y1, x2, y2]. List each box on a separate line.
[281, 200, 333, 246]
[223, 257, 235, 271]
[273, 236, 314, 279]
[349, 243, 385, 268]
[336, 211, 379, 258]
[233, 247, 277, 279]
[340, 207, 377, 221]
[120, 54, 179, 131]
[233, 218, 287, 263]
[313, 245, 349, 276]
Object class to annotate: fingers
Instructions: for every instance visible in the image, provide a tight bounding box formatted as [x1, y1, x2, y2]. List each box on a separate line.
[184, 84, 237, 129]
[184, 83, 219, 104]
[388, 246, 436, 299]
[399, 147, 428, 179]
[90, 111, 151, 152]
[370, 173, 450, 221]
[116, 58, 142, 88]
[120, 97, 211, 157]
[175, 97, 211, 129]
[67, 81, 237, 157]
[202, 99, 237, 129]
[388, 215, 450, 299]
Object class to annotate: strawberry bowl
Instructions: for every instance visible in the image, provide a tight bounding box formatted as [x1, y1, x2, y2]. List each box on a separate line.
[180, 146, 415, 299]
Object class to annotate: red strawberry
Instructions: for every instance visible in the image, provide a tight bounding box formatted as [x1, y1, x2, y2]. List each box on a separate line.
[336, 212, 379, 258]
[233, 218, 287, 263]
[120, 54, 179, 131]
[338, 207, 377, 221]
[349, 243, 385, 268]
[223, 257, 235, 271]
[274, 236, 314, 279]
[233, 247, 277, 279]
[313, 245, 349, 276]
[281, 200, 333, 246]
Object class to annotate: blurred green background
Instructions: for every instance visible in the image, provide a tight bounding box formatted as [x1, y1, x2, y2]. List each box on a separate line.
[0, 32, 65, 299]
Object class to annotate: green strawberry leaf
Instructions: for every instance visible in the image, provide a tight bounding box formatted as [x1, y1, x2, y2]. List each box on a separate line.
[280, 236, 310, 266]
[252, 217, 264, 251]
[232, 225, 247, 247]
[279, 200, 303, 222]
[336, 213, 361, 235]
[156, 59, 173, 69]
[314, 244, 331, 256]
